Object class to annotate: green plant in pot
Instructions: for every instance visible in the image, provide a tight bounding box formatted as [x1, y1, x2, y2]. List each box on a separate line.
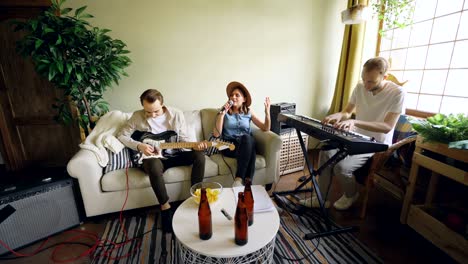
[13, 0, 131, 136]
[409, 113, 468, 149]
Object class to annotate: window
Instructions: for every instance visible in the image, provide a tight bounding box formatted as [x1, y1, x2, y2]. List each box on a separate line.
[377, 0, 468, 115]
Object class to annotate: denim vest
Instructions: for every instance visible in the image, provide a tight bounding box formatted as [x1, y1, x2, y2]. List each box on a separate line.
[222, 112, 252, 141]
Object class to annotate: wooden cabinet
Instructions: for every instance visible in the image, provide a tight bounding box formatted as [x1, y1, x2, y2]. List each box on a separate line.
[0, 1, 80, 172]
[400, 136, 468, 263]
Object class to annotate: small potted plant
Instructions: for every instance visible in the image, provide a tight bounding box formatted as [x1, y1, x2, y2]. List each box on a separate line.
[14, 0, 131, 137]
[409, 113, 468, 149]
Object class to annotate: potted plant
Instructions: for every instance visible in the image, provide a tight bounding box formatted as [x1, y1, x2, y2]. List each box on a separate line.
[409, 113, 468, 149]
[13, 0, 131, 137]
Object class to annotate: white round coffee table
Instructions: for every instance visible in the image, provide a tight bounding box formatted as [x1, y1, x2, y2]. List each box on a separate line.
[172, 186, 280, 263]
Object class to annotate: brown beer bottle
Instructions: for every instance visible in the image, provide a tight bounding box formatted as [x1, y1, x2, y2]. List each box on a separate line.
[235, 192, 248, 245]
[198, 187, 212, 240]
[243, 177, 254, 226]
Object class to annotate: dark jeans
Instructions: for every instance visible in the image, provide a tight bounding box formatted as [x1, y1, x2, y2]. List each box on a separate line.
[142, 150, 205, 205]
[222, 134, 256, 181]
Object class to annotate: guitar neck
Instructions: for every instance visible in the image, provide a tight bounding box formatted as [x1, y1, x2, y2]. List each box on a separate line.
[159, 142, 211, 149]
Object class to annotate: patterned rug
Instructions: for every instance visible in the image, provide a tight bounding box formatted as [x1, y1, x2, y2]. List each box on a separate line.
[92, 197, 381, 264]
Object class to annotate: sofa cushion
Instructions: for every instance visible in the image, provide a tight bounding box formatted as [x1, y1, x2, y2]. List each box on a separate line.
[101, 168, 149, 191]
[203, 156, 219, 177]
[208, 154, 266, 175]
[200, 108, 218, 140]
[101, 155, 220, 192]
[183, 110, 204, 142]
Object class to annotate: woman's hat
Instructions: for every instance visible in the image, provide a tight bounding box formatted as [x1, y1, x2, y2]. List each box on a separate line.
[226, 81, 252, 107]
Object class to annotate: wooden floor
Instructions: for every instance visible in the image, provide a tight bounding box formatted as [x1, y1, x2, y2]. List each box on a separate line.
[272, 169, 457, 264]
[0, 166, 457, 263]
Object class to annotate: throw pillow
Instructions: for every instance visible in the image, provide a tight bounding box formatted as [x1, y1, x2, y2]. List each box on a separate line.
[392, 115, 416, 144]
[104, 148, 135, 174]
[391, 114, 417, 168]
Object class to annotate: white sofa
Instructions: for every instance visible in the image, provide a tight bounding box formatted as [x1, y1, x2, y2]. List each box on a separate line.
[67, 108, 282, 217]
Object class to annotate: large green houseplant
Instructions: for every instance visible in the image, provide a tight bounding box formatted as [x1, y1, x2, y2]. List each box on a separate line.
[14, 0, 131, 136]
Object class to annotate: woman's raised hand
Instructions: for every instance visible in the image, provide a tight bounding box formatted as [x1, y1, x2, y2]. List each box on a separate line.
[264, 96, 271, 114]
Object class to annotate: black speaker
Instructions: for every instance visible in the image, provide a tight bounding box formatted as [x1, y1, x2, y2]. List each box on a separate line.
[271, 102, 296, 135]
[0, 178, 80, 255]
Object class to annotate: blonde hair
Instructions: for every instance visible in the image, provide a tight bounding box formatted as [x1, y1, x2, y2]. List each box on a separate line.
[363, 57, 389, 75]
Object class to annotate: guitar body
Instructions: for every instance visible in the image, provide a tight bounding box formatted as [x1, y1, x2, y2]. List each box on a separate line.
[130, 130, 180, 164]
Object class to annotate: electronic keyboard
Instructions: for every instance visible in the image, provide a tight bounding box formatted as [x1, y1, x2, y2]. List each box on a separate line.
[278, 113, 388, 155]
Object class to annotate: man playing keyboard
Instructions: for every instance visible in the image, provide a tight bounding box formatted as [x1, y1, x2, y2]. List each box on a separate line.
[300, 57, 405, 210]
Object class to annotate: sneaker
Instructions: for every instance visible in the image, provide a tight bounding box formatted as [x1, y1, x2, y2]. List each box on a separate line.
[232, 179, 244, 187]
[333, 193, 359, 210]
[161, 209, 173, 233]
[299, 196, 330, 208]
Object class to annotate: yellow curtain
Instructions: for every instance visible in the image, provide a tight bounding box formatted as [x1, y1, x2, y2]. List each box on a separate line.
[328, 0, 369, 114]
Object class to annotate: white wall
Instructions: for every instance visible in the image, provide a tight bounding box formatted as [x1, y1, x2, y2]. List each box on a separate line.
[69, 0, 347, 119]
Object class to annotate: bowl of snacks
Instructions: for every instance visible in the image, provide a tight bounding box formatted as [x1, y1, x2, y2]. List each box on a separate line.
[190, 182, 223, 208]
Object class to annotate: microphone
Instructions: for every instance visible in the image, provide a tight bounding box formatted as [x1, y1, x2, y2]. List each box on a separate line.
[219, 100, 233, 113]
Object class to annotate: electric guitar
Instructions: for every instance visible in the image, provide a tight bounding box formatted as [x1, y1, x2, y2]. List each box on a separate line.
[130, 130, 235, 164]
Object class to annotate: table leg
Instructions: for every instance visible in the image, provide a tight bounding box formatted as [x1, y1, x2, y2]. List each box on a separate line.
[400, 158, 420, 224]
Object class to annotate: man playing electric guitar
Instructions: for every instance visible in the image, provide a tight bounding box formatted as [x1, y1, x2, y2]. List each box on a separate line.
[117, 89, 208, 233]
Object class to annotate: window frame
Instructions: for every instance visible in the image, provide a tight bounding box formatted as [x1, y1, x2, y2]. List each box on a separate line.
[375, 0, 468, 117]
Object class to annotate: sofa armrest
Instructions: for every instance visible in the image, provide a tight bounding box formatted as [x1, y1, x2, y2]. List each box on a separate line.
[67, 149, 103, 181]
[67, 149, 105, 217]
[253, 128, 282, 160]
[252, 127, 282, 182]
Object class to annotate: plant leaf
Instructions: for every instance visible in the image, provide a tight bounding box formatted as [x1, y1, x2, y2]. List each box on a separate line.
[55, 35, 62, 45]
[31, 20, 38, 31]
[35, 39, 44, 49]
[75, 6, 87, 17]
[61, 8, 72, 15]
[56, 61, 64, 74]
[44, 27, 55, 33]
[48, 66, 57, 81]
[80, 14, 94, 19]
[66, 62, 73, 74]
[76, 72, 82, 82]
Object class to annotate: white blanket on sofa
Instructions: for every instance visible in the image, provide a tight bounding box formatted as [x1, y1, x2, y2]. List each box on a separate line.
[79, 110, 131, 167]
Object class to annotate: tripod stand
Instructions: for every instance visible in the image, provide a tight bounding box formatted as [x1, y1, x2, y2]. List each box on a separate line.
[273, 128, 358, 239]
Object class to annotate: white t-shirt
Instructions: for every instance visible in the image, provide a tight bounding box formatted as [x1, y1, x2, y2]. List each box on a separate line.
[349, 80, 405, 145]
[147, 112, 170, 135]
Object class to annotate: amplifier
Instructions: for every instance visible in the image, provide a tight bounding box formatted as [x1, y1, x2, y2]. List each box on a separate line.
[0, 178, 80, 255]
[271, 102, 296, 135]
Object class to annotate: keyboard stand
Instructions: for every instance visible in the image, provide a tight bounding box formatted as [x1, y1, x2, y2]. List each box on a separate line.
[273, 128, 359, 239]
